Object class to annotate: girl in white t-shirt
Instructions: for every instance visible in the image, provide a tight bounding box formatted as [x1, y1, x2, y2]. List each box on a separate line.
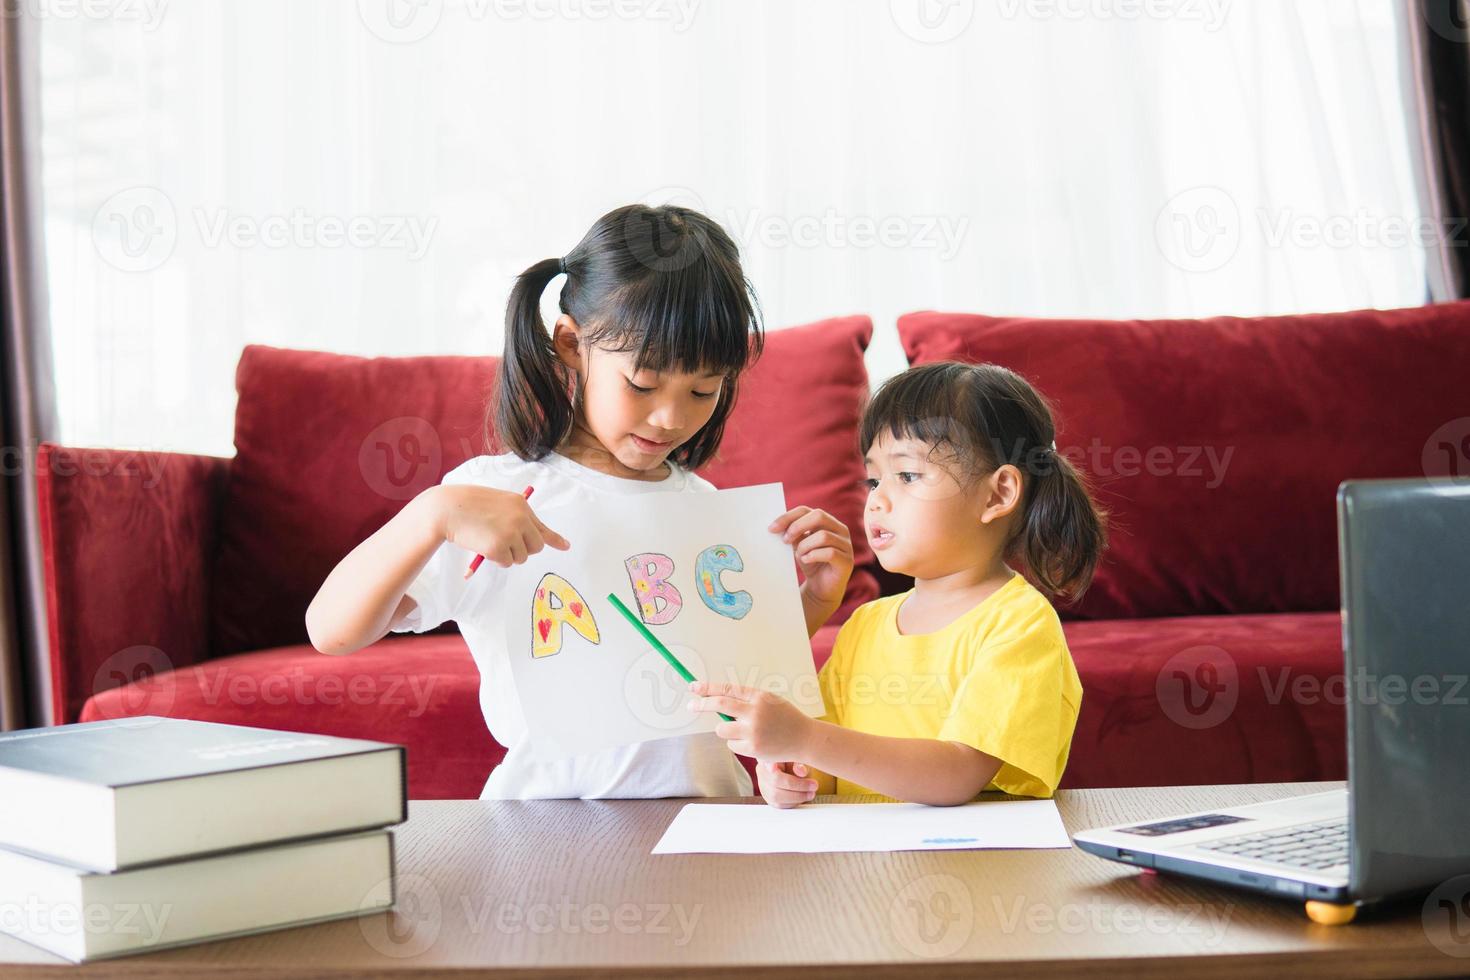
[305, 204, 855, 800]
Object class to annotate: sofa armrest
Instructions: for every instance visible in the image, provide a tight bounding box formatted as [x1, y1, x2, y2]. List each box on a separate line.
[37, 443, 230, 723]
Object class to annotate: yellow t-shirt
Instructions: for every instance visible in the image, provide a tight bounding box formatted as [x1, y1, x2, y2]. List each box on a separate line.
[817, 572, 1082, 799]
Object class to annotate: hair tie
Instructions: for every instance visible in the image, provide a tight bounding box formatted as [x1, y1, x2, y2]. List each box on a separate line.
[558, 256, 567, 275]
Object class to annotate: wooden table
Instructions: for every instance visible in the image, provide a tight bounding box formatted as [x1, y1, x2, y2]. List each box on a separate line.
[1, 781, 1465, 978]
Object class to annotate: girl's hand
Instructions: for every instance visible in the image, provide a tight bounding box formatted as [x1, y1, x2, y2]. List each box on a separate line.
[689, 681, 814, 761]
[769, 506, 854, 634]
[433, 484, 571, 568]
[757, 760, 818, 808]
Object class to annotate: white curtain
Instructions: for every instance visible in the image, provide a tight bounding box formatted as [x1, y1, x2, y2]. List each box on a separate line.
[39, 0, 1423, 458]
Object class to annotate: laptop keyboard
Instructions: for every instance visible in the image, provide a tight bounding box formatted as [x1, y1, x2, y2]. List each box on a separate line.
[1196, 818, 1348, 870]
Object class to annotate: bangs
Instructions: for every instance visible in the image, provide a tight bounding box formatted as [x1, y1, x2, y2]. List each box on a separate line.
[584, 258, 760, 379]
[860, 363, 982, 460]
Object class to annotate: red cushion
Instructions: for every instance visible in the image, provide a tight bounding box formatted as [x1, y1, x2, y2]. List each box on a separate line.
[215, 319, 880, 658]
[80, 635, 501, 800]
[80, 626, 847, 800]
[1059, 612, 1346, 788]
[211, 348, 499, 656]
[698, 315, 881, 621]
[900, 302, 1470, 619]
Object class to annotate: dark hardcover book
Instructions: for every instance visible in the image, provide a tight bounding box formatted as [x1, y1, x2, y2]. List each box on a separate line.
[0, 716, 406, 871]
[0, 828, 396, 963]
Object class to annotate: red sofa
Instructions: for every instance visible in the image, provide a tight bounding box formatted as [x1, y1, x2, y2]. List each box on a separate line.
[37, 303, 1469, 798]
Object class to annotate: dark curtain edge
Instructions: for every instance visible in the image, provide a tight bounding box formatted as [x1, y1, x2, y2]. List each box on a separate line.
[1399, 0, 1470, 302]
[0, 8, 59, 731]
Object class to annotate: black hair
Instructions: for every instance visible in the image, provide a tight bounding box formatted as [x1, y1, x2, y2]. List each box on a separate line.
[858, 361, 1108, 603]
[492, 204, 763, 470]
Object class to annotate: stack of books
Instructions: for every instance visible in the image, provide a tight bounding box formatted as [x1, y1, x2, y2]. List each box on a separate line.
[0, 715, 406, 962]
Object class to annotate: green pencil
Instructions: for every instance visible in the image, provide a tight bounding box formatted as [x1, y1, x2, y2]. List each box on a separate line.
[606, 593, 734, 722]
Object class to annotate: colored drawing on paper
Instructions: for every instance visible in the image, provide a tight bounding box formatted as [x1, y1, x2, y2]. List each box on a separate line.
[531, 572, 601, 659]
[624, 553, 683, 625]
[694, 544, 752, 620]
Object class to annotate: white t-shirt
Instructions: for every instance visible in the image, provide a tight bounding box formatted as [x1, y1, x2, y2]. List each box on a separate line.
[390, 450, 753, 801]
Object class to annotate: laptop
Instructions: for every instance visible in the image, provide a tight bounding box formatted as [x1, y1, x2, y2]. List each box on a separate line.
[1073, 478, 1470, 910]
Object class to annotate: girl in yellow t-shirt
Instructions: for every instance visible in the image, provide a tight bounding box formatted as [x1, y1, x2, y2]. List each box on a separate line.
[691, 361, 1108, 806]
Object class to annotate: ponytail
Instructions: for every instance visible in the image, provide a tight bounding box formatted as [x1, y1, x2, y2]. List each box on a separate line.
[493, 257, 571, 460]
[1015, 448, 1107, 604]
[488, 205, 762, 466]
[858, 360, 1109, 606]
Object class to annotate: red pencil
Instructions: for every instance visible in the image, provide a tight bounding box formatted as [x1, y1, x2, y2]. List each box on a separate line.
[464, 485, 534, 578]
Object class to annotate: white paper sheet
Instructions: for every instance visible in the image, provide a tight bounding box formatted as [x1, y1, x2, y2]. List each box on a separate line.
[501, 482, 823, 760]
[651, 800, 1072, 854]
